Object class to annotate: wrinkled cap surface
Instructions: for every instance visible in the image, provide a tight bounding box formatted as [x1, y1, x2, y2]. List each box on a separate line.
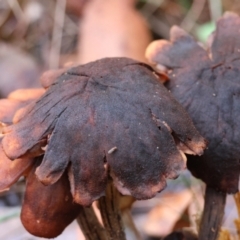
[146, 12, 240, 193]
[2, 57, 206, 205]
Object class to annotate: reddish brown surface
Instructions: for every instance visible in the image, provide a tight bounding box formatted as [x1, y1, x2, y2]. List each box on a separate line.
[0, 89, 44, 124]
[0, 141, 33, 191]
[21, 159, 82, 238]
[78, 0, 151, 64]
[0, 90, 42, 191]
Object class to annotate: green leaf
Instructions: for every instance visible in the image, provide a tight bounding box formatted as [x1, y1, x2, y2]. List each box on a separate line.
[195, 21, 216, 43]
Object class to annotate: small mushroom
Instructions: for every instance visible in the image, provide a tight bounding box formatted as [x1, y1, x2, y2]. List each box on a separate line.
[21, 158, 82, 238]
[0, 89, 105, 239]
[146, 12, 240, 240]
[1, 57, 206, 239]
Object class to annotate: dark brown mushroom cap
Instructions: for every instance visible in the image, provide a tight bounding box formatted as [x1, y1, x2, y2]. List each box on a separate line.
[146, 12, 240, 193]
[21, 158, 82, 238]
[2, 57, 206, 205]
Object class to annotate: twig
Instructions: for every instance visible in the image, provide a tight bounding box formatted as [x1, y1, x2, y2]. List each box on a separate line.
[0, 7, 11, 28]
[7, 0, 25, 22]
[7, 0, 28, 37]
[180, 0, 206, 32]
[148, 15, 171, 39]
[140, 0, 165, 19]
[208, 0, 222, 23]
[233, 192, 240, 218]
[49, 0, 66, 69]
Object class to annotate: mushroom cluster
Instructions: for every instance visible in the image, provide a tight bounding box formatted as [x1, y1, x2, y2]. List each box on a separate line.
[146, 12, 240, 240]
[0, 57, 206, 239]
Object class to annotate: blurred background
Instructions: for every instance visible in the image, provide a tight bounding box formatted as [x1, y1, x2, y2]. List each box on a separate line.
[0, 0, 240, 239]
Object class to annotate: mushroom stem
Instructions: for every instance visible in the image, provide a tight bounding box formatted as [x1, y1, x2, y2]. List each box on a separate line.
[198, 186, 227, 240]
[122, 209, 142, 240]
[77, 206, 107, 240]
[99, 182, 126, 240]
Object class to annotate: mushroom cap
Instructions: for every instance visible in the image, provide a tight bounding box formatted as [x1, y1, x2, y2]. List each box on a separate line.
[0, 89, 45, 191]
[21, 158, 82, 238]
[0, 140, 33, 191]
[2, 57, 206, 205]
[146, 12, 240, 193]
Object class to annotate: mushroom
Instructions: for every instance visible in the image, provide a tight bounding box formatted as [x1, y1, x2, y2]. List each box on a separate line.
[146, 12, 240, 240]
[0, 89, 106, 239]
[20, 157, 83, 238]
[1, 57, 206, 239]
